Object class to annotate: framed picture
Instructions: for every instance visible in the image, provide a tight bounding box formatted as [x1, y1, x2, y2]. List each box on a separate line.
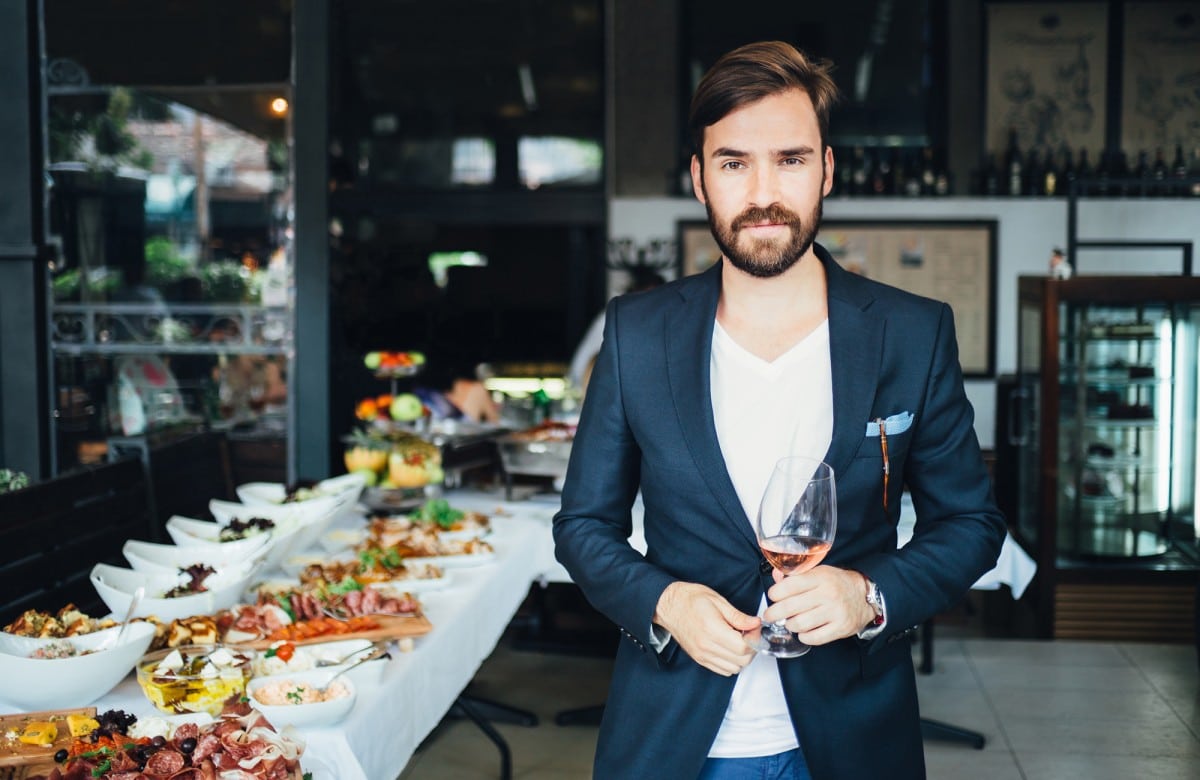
[984, 2, 1109, 160]
[676, 220, 722, 278]
[1120, 2, 1200, 161]
[820, 220, 998, 378]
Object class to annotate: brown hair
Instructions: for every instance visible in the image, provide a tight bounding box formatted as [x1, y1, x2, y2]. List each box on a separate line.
[688, 41, 839, 160]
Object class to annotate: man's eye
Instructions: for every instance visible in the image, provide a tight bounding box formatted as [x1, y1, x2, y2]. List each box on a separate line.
[721, 160, 745, 170]
[782, 157, 805, 166]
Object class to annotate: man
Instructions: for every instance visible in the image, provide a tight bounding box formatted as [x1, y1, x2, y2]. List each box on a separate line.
[553, 41, 1005, 780]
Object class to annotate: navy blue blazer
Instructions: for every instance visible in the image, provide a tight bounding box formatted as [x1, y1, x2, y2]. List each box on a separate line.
[553, 245, 1006, 780]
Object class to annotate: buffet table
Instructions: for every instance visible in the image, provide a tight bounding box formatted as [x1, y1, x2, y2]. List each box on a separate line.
[0, 492, 555, 780]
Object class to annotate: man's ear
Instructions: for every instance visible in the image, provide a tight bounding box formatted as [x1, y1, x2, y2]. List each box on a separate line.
[822, 146, 835, 197]
[690, 155, 706, 205]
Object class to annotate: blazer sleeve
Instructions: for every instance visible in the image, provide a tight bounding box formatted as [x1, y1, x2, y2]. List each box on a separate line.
[855, 303, 1007, 649]
[552, 298, 679, 657]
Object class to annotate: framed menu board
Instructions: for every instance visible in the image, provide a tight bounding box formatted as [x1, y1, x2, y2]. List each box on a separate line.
[820, 220, 998, 378]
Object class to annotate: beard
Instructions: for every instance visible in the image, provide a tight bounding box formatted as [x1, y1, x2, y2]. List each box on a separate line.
[703, 183, 823, 279]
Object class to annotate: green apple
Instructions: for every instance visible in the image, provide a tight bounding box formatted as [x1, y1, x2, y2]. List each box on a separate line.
[408, 351, 426, 366]
[389, 392, 425, 421]
[363, 351, 382, 370]
[353, 467, 379, 487]
[426, 464, 445, 484]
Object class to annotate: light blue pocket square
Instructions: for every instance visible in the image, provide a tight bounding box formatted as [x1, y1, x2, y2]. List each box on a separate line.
[865, 412, 914, 437]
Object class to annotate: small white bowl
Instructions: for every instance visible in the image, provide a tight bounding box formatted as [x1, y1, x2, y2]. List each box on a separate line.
[246, 668, 357, 728]
[0, 621, 156, 710]
[123, 538, 269, 574]
[250, 638, 386, 687]
[91, 562, 258, 624]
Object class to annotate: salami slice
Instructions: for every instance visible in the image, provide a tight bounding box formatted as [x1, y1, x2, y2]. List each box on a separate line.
[144, 748, 186, 777]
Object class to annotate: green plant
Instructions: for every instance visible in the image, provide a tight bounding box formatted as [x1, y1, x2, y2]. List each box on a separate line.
[144, 237, 192, 288]
[200, 261, 251, 302]
[47, 87, 150, 172]
[0, 469, 30, 495]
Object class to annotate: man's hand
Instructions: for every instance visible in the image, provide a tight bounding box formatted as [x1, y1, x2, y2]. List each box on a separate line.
[653, 581, 760, 676]
[761, 566, 874, 645]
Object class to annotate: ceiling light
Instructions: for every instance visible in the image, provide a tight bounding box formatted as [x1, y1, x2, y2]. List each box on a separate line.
[269, 97, 289, 116]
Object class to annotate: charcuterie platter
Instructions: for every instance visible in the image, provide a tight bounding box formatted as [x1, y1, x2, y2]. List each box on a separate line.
[231, 612, 432, 651]
[0, 707, 96, 775]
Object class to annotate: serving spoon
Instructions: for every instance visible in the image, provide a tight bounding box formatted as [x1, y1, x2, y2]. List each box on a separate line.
[96, 585, 144, 652]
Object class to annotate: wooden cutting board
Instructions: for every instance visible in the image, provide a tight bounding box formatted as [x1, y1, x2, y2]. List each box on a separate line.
[0, 707, 95, 777]
[231, 612, 433, 650]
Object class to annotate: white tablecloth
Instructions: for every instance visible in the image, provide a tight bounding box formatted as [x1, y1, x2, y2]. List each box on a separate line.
[534, 491, 1037, 599]
[0, 493, 554, 780]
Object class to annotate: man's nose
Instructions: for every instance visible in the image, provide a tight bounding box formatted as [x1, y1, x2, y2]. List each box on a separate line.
[748, 166, 782, 207]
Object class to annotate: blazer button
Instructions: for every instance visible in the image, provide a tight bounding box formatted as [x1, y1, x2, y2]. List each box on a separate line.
[759, 559, 772, 575]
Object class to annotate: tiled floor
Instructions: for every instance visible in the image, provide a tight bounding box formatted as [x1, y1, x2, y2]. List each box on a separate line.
[399, 634, 1200, 779]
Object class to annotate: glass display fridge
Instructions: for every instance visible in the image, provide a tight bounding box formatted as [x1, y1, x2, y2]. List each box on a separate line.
[1013, 276, 1200, 640]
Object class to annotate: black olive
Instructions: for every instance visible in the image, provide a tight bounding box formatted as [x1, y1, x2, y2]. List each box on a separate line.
[151, 735, 167, 747]
[54, 748, 68, 763]
[180, 737, 197, 754]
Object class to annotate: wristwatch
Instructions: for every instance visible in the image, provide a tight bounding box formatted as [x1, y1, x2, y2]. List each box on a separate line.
[858, 574, 887, 640]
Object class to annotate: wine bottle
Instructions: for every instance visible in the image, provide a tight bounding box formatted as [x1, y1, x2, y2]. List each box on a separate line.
[920, 147, 937, 196]
[1111, 150, 1131, 197]
[1023, 149, 1042, 196]
[1076, 148, 1094, 196]
[1059, 146, 1076, 196]
[1190, 147, 1200, 197]
[1042, 148, 1059, 196]
[1171, 144, 1188, 196]
[1151, 147, 1168, 197]
[980, 153, 1000, 196]
[850, 146, 868, 196]
[835, 146, 854, 196]
[1004, 128, 1023, 197]
[872, 148, 894, 196]
[902, 149, 922, 197]
[1133, 150, 1150, 197]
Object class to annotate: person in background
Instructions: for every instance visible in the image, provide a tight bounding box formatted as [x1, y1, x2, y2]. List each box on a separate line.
[553, 41, 1005, 779]
[414, 353, 500, 424]
[568, 267, 666, 392]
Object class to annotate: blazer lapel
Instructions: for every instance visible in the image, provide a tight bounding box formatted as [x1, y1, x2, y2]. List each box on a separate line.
[665, 263, 760, 551]
[819, 247, 884, 478]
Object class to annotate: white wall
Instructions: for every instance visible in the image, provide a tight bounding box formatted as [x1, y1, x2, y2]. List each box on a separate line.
[609, 196, 1200, 448]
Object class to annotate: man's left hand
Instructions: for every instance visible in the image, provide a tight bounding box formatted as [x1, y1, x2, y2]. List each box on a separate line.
[761, 566, 874, 645]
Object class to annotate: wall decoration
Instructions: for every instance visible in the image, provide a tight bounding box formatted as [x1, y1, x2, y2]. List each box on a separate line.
[985, 2, 1109, 161]
[1120, 2, 1200, 160]
[675, 220, 722, 278]
[820, 221, 998, 377]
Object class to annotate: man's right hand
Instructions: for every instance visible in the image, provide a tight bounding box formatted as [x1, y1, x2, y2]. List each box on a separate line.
[652, 581, 760, 676]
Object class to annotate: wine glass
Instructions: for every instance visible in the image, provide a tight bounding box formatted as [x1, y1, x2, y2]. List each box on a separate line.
[744, 456, 837, 658]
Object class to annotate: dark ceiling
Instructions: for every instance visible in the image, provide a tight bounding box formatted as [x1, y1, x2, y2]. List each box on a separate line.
[43, 0, 605, 140]
[334, 0, 604, 135]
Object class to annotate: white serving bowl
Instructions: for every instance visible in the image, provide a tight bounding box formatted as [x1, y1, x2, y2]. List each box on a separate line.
[250, 638, 386, 687]
[123, 537, 270, 574]
[90, 561, 258, 624]
[165, 515, 279, 556]
[237, 472, 367, 514]
[208, 497, 340, 566]
[246, 667, 357, 728]
[0, 620, 157, 710]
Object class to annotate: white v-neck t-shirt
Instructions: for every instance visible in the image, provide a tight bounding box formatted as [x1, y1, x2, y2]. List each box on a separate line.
[706, 318, 834, 758]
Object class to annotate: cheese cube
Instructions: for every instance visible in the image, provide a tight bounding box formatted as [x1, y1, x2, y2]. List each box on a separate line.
[19, 721, 57, 745]
[67, 714, 98, 738]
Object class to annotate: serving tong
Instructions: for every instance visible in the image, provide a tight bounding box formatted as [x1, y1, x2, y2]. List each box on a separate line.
[313, 642, 391, 693]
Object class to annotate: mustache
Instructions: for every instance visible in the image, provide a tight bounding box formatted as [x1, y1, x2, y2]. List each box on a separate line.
[731, 204, 803, 231]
